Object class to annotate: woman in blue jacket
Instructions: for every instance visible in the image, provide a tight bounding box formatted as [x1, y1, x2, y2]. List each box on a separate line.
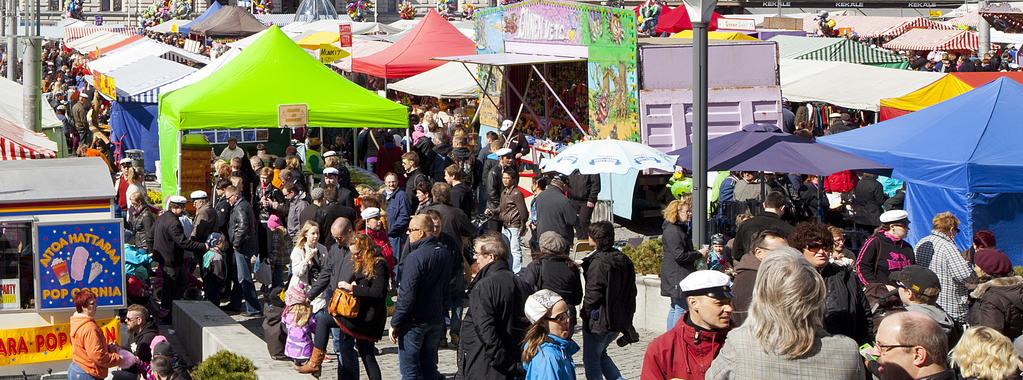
[522, 289, 580, 379]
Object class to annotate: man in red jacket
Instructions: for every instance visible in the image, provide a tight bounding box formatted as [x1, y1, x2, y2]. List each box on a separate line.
[641, 270, 734, 380]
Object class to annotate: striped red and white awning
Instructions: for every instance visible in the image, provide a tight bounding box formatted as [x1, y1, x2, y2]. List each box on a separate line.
[884, 28, 979, 52]
[64, 24, 133, 44]
[0, 117, 57, 160]
[880, 17, 957, 38]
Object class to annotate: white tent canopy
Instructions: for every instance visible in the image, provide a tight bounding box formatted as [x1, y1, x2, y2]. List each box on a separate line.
[100, 55, 197, 101]
[779, 58, 944, 111]
[148, 19, 191, 34]
[89, 39, 209, 73]
[991, 30, 1023, 45]
[160, 48, 241, 95]
[0, 77, 62, 131]
[329, 37, 393, 71]
[387, 62, 479, 98]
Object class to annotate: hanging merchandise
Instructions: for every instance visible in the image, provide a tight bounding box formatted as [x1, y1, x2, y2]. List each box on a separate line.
[462, 3, 475, 18]
[398, 2, 415, 19]
[138, 0, 192, 30]
[436, 0, 457, 17]
[65, 0, 85, 19]
[252, 0, 272, 14]
[347, 0, 374, 21]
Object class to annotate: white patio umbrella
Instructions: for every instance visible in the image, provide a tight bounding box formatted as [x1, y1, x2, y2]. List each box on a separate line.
[540, 138, 677, 220]
[540, 138, 677, 175]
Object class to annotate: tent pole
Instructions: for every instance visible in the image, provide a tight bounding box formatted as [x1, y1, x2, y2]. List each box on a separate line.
[530, 64, 584, 136]
[501, 65, 545, 132]
[462, 62, 501, 120]
[177, 130, 183, 196]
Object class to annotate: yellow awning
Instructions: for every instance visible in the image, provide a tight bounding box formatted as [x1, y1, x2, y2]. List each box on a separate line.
[879, 74, 972, 112]
[297, 31, 339, 50]
[670, 30, 759, 41]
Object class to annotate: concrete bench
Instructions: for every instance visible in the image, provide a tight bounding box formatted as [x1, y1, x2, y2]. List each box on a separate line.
[172, 301, 307, 379]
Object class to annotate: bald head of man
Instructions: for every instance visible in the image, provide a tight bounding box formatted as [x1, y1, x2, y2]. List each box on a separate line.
[330, 217, 353, 246]
[874, 311, 948, 380]
[408, 214, 435, 245]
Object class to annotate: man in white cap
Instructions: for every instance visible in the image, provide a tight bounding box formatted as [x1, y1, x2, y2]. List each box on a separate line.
[828, 112, 853, 135]
[189, 190, 217, 244]
[115, 157, 135, 215]
[642, 270, 733, 380]
[500, 120, 530, 160]
[321, 167, 354, 209]
[856, 209, 916, 296]
[152, 195, 207, 320]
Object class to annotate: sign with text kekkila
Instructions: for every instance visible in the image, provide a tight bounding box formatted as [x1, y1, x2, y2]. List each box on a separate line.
[35, 220, 125, 311]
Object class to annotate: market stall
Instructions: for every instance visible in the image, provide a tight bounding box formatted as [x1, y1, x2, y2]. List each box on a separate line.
[352, 9, 475, 79]
[0, 117, 57, 160]
[821, 78, 1023, 262]
[771, 35, 908, 68]
[66, 30, 134, 54]
[187, 5, 268, 38]
[88, 38, 209, 73]
[63, 23, 131, 44]
[147, 18, 191, 33]
[158, 26, 408, 197]
[256, 13, 297, 27]
[883, 28, 982, 52]
[386, 62, 479, 98]
[879, 72, 1023, 120]
[779, 58, 944, 111]
[178, 0, 222, 35]
[88, 35, 146, 59]
[804, 16, 954, 38]
[0, 158, 123, 376]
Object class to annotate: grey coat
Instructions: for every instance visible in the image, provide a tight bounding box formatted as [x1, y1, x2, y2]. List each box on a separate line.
[191, 204, 217, 243]
[706, 324, 865, 380]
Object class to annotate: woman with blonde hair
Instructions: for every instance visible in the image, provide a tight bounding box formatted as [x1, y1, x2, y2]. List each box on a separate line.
[659, 194, 708, 330]
[953, 326, 1021, 380]
[288, 221, 328, 312]
[915, 211, 972, 324]
[707, 249, 865, 379]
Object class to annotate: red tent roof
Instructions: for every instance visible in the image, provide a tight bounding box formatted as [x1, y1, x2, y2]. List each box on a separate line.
[654, 6, 721, 34]
[353, 10, 476, 79]
[951, 72, 1023, 87]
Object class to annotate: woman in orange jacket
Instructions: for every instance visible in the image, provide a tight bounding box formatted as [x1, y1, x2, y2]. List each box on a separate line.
[69, 289, 122, 379]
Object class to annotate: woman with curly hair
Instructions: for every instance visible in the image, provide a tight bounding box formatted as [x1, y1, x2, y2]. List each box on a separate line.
[789, 222, 872, 344]
[952, 326, 1022, 380]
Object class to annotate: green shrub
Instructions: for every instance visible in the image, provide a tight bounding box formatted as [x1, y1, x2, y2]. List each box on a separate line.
[622, 238, 663, 276]
[1014, 266, 1023, 278]
[193, 350, 257, 380]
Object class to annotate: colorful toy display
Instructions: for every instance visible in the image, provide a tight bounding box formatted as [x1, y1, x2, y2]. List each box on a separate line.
[252, 0, 272, 14]
[138, 0, 192, 30]
[347, 0, 374, 21]
[398, 2, 416, 19]
[436, 0, 457, 17]
[65, 0, 85, 20]
[462, 3, 474, 18]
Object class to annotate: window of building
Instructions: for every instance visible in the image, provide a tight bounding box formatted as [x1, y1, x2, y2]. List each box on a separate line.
[100, 0, 110, 11]
[0, 222, 35, 311]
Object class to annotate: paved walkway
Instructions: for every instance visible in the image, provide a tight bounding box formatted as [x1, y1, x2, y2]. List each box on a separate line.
[234, 314, 656, 379]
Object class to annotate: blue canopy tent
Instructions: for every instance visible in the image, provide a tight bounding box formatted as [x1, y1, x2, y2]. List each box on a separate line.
[819, 78, 1023, 262]
[179, 1, 223, 35]
[110, 103, 159, 172]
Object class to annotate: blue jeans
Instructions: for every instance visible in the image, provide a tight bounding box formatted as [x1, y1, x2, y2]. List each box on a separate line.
[389, 235, 406, 279]
[501, 226, 522, 273]
[232, 251, 262, 314]
[67, 362, 100, 380]
[666, 297, 688, 330]
[397, 322, 444, 380]
[583, 330, 623, 380]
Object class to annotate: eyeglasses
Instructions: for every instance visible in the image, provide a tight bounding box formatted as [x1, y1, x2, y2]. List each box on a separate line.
[806, 242, 827, 251]
[546, 311, 570, 323]
[407, 228, 422, 234]
[874, 341, 916, 354]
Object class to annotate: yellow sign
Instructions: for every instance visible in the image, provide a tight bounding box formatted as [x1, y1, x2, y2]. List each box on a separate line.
[929, 10, 942, 18]
[278, 104, 309, 127]
[0, 318, 120, 366]
[318, 44, 350, 63]
[94, 72, 116, 99]
[171, 22, 179, 33]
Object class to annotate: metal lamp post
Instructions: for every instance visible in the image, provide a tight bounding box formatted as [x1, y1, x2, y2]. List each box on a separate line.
[683, 0, 715, 249]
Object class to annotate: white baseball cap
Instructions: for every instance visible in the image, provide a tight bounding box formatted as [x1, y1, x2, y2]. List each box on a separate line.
[524, 289, 564, 324]
[679, 270, 734, 299]
[500, 120, 514, 132]
[189, 190, 208, 200]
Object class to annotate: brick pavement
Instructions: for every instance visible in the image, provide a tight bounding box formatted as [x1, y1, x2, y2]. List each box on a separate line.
[234, 313, 657, 379]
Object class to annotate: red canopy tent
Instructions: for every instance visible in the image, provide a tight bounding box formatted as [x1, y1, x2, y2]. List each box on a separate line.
[0, 117, 56, 160]
[353, 10, 476, 79]
[654, 6, 721, 34]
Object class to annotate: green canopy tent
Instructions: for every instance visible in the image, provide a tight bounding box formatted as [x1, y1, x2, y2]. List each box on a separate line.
[771, 35, 909, 69]
[158, 26, 408, 196]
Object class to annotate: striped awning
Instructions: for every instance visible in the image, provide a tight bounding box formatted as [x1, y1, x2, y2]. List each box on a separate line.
[63, 24, 132, 43]
[948, 12, 981, 28]
[0, 117, 57, 160]
[797, 38, 906, 64]
[255, 13, 296, 27]
[94, 55, 197, 104]
[881, 17, 957, 37]
[884, 29, 979, 51]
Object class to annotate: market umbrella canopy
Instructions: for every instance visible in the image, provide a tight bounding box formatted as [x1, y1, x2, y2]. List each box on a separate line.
[879, 72, 1023, 120]
[159, 26, 408, 196]
[352, 9, 475, 79]
[541, 139, 677, 175]
[819, 77, 1023, 193]
[188, 5, 267, 38]
[670, 123, 888, 175]
[179, 1, 222, 35]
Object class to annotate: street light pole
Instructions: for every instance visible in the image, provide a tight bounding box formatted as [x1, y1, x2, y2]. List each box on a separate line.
[978, 0, 990, 56]
[684, 0, 714, 249]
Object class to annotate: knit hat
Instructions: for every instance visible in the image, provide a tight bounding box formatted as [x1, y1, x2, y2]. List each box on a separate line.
[538, 231, 569, 254]
[267, 214, 282, 231]
[206, 232, 223, 248]
[975, 248, 1013, 277]
[524, 289, 563, 324]
[310, 187, 324, 201]
[285, 286, 306, 306]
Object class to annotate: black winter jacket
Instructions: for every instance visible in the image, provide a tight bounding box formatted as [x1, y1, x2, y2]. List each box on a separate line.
[392, 236, 453, 327]
[337, 257, 389, 341]
[228, 199, 258, 255]
[968, 276, 1023, 340]
[820, 263, 873, 344]
[306, 244, 354, 301]
[582, 248, 637, 335]
[124, 319, 159, 373]
[152, 211, 205, 268]
[404, 168, 430, 212]
[519, 255, 583, 306]
[659, 221, 701, 298]
[852, 178, 886, 227]
[731, 211, 793, 262]
[533, 187, 578, 243]
[854, 231, 915, 286]
[460, 260, 528, 379]
[315, 202, 357, 245]
[127, 206, 155, 251]
[567, 172, 600, 203]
